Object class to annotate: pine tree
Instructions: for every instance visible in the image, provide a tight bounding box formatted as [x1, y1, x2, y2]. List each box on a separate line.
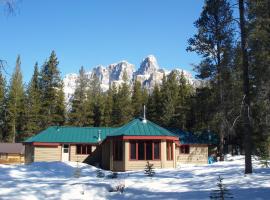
[132, 80, 144, 118]
[87, 73, 102, 126]
[238, 0, 252, 174]
[102, 86, 114, 126]
[69, 66, 89, 126]
[144, 161, 155, 177]
[248, 0, 270, 165]
[147, 84, 162, 124]
[6, 55, 25, 142]
[160, 72, 179, 127]
[0, 70, 7, 141]
[187, 0, 235, 160]
[112, 71, 133, 126]
[40, 51, 65, 128]
[24, 63, 42, 137]
[174, 71, 193, 129]
[210, 176, 233, 199]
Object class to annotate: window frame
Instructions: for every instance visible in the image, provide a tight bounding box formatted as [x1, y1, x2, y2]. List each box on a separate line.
[129, 140, 161, 161]
[76, 144, 92, 155]
[180, 145, 190, 154]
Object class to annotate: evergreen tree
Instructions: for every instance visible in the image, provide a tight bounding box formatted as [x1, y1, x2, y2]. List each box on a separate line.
[102, 86, 114, 126]
[187, 0, 235, 160]
[6, 55, 25, 142]
[160, 72, 179, 127]
[40, 51, 65, 128]
[24, 63, 42, 137]
[147, 84, 162, 124]
[87, 73, 103, 126]
[69, 66, 89, 126]
[238, 0, 252, 174]
[112, 71, 133, 126]
[210, 176, 233, 199]
[0, 70, 7, 141]
[174, 71, 193, 129]
[132, 80, 144, 118]
[248, 0, 270, 163]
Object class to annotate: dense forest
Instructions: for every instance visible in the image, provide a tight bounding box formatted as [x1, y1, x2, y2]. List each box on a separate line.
[0, 0, 269, 173]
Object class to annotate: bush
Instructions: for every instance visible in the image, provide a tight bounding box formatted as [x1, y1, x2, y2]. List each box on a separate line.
[144, 161, 155, 177]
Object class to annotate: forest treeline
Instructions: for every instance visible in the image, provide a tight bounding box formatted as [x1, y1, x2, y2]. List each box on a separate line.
[0, 0, 269, 164]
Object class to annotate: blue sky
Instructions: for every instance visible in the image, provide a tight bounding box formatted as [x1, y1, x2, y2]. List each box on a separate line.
[0, 0, 204, 83]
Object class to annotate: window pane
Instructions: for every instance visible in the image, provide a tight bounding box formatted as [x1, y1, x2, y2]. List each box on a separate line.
[138, 142, 145, 160]
[185, 146, 190, 154]
[130, 142, 136, 159]
[76, 145, 81, 154]
[82, 145, 87, 154]
[87, 145, 91, 154]
[154, 142, 160, 159]
[146, 142, 152, 160]
[118, 141, 123, 160]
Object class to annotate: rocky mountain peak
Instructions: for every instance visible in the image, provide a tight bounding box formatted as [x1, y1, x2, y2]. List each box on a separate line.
[137, 55, 159, 75]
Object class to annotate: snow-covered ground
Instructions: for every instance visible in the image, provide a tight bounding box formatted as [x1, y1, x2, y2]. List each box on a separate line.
[0, 155, 269, 200]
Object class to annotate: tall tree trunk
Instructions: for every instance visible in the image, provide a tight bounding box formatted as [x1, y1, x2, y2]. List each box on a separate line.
[239, 0, 252, 174]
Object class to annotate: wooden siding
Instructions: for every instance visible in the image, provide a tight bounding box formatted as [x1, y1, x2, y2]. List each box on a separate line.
[176, 145, 208, 165]
[101, 140, 111, 170]
[34, 145, 61, 162]
[0, 153, 24, 164]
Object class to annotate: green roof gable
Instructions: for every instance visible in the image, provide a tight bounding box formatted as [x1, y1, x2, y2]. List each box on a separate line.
[108, 118, 176, 137]
[25, 126, 117, 143]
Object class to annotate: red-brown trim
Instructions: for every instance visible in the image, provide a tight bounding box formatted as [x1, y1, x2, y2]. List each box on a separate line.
[107, 135, 178, 141]
[33, 142, 60, 147]
[128, 140, 161, 161]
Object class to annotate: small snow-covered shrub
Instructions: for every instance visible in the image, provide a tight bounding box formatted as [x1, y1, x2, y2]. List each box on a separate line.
[144, 161, 155, 177]
[96, 169, 105, 178]
[210, 176, 233, 199]
[107, 172, 118, 179]
[108, 183, 125, 193]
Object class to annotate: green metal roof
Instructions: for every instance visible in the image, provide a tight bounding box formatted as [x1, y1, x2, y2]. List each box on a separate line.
[25, 126, 117, 143]
[24, 118, 177, 143]
[108, 118, 177, 137]
[167, 128, 219, 145]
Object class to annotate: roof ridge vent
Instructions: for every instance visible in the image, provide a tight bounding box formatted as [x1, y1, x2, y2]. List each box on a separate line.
[142, 105, 147, 123]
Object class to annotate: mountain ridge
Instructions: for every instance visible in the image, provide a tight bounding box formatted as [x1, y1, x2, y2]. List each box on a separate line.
[63, 55, 196, 103]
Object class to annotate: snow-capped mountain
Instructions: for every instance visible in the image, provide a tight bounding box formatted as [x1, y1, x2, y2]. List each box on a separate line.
[63, 55, 195, 103]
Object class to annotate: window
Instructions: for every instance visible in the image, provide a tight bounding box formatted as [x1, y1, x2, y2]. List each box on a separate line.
[113, 141, 123, 161]
[180, 145, 190, 154]
[130, 142, 136, 160]
[129, 141, 161, 160]
[76, 144, 92, 155]
[146, 142, 153, 160]
[167, 142, 173, 160]
[138, 141, 145, 160]
[154, 142, 160, 160]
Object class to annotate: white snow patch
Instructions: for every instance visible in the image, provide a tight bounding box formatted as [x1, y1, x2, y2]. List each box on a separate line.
[0, 156, 269, 200]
